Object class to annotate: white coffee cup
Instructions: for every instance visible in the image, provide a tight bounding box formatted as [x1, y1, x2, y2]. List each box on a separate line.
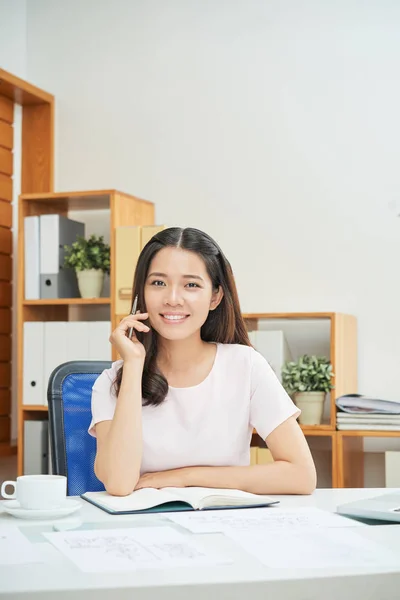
[1, 475, 67, 510]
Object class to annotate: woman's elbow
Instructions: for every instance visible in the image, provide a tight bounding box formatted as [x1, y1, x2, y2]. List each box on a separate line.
[104, 482, 135, 497]
[297, 464, 317, 495]
[94, 460, 137, 496]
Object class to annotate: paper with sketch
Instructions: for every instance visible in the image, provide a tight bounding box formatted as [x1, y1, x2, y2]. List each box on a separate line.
[167, 506, 365, 534]
[0, 526, 42, 565]
[227, 528, 398, 569]
[44, 526, 231, 572]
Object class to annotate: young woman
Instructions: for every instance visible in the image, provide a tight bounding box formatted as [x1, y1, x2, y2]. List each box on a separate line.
[89, 227, 316, 497]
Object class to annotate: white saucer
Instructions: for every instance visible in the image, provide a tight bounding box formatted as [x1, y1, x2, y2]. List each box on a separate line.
[0, 498, 81, 520]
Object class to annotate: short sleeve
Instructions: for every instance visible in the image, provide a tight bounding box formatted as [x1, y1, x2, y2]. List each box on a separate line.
[249, 349, 300, 440]
[88, 360, 122, 437]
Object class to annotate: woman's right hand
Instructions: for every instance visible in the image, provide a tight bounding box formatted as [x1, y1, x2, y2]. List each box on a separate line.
[109, 312, 150, 363]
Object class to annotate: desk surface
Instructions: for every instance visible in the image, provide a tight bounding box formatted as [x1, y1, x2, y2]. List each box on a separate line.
[1, 488, 400, 600]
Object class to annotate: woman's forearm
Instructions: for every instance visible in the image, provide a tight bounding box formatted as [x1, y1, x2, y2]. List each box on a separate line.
[96, 362, 143, 495]
[184, 462, 317, 495]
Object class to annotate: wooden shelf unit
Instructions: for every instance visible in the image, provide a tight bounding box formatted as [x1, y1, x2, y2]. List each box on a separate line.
[17, 189, 155, 474]
[336, 430, 400, 488]
[0, 68, 54, 456]
[243, 312, 358, 431]
[243, 312, 357, 488]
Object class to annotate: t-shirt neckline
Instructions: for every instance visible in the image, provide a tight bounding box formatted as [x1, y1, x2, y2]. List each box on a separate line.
[168, 343, 219, 391]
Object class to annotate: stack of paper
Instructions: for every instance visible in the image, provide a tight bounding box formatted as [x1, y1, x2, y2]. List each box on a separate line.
[337, 413, 400, 431]
[336, 394, 400, 430]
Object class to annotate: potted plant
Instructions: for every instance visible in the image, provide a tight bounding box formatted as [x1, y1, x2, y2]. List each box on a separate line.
[281, 354, 334, 425]
[64, 234, 110, 298]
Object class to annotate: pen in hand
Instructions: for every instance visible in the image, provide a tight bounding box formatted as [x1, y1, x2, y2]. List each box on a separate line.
[127, 295, 138, 340]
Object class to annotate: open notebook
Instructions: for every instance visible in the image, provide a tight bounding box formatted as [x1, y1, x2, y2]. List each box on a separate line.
[81, 486, 280, 515]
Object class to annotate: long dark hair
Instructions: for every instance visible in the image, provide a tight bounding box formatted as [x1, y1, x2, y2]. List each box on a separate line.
[114, 227, 251, 405]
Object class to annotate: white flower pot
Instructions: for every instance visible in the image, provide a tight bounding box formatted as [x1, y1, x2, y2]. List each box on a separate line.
[76, 269, 104, 298]
[294, 391, 326, 425]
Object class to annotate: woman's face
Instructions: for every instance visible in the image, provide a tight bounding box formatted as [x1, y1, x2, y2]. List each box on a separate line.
[144, 247, 222, 341]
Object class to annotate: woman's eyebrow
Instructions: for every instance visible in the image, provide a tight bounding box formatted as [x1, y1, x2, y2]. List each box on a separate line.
[147, 272, 204, 281]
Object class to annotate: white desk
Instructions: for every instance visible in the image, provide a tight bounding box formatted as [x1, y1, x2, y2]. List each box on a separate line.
[1, 488, 400, 600]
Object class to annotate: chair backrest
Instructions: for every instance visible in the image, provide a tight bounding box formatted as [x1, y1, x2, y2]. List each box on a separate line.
[47, 360, 112, 496]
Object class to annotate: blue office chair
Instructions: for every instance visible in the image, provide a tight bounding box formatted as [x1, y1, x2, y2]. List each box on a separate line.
[47, 360, 112, 496]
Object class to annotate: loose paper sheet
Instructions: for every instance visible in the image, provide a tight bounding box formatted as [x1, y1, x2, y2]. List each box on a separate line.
[227, 528, 398, 569]
[0, 526, 42, 565]
[167, 506, 365, 534]
[44, 526, 231, 572]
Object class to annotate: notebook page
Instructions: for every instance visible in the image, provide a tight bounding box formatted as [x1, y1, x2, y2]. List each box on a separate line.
[84, 487, 186, 512]
[162, 487, 275, 509]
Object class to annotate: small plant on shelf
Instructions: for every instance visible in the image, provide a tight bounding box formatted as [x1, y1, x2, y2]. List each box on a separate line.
[64, 234, 110, 298]
[281, 354, 334, 425]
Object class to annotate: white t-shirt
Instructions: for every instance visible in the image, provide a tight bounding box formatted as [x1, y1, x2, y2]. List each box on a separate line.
[88, 343, 300, 474]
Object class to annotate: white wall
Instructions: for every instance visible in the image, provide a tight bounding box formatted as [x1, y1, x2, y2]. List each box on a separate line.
[0, 0, 27, 77]
[20, 0, 400, 403]
[0, 0, 27, 442]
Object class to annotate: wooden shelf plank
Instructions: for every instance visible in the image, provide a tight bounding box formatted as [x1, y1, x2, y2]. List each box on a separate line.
[23, 298, 110, 306]
[20, 189, 153, 203]
[19, 190, 154, 211]
[22, 405, 48, 412]
[337, 430, 400, 438]
[0, 68, 53, 105]
[301, 425, 335, 436]
[21, 192, 111, 210]
[242, 312, 335, 320]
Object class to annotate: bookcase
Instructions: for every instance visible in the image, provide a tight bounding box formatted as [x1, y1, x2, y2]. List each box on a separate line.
[244, 312, 358, 488]
[0, 68, 54, 457]
[17, 190, 155, 474]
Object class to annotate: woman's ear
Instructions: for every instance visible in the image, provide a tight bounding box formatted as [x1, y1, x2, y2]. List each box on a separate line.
[210, 286, 224, 311]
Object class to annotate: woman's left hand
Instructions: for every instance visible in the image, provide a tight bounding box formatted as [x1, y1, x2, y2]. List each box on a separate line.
[135, 468, 190, 490]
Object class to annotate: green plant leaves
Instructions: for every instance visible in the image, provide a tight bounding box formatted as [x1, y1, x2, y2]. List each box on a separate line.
[63, 234, 110, 274]
[281, 354, 334, 394]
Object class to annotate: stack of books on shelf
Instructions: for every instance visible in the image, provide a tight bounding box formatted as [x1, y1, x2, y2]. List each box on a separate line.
[336, 394, 400, 431]
[24, 214, 85, 299]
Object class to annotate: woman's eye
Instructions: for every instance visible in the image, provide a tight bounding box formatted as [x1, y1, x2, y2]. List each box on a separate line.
[151, 280, 166, 286]
[186, 282, 200, 288]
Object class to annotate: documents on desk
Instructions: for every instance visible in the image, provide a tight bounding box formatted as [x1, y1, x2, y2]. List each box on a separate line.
[0, 526, 42, 566]
[167, 506, 366, 534]
[226, 528, 398, 569]
[44, 526, 231, 572]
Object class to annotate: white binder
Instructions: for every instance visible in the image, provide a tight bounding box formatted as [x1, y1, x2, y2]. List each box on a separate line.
[65, 322, 89, 361]
[23, 322, 45, 406]
[43, 322, 67, 404]
[24, 216, 40, 300]
[88, 322, 112, 360]
[39, 214, 85, 298]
